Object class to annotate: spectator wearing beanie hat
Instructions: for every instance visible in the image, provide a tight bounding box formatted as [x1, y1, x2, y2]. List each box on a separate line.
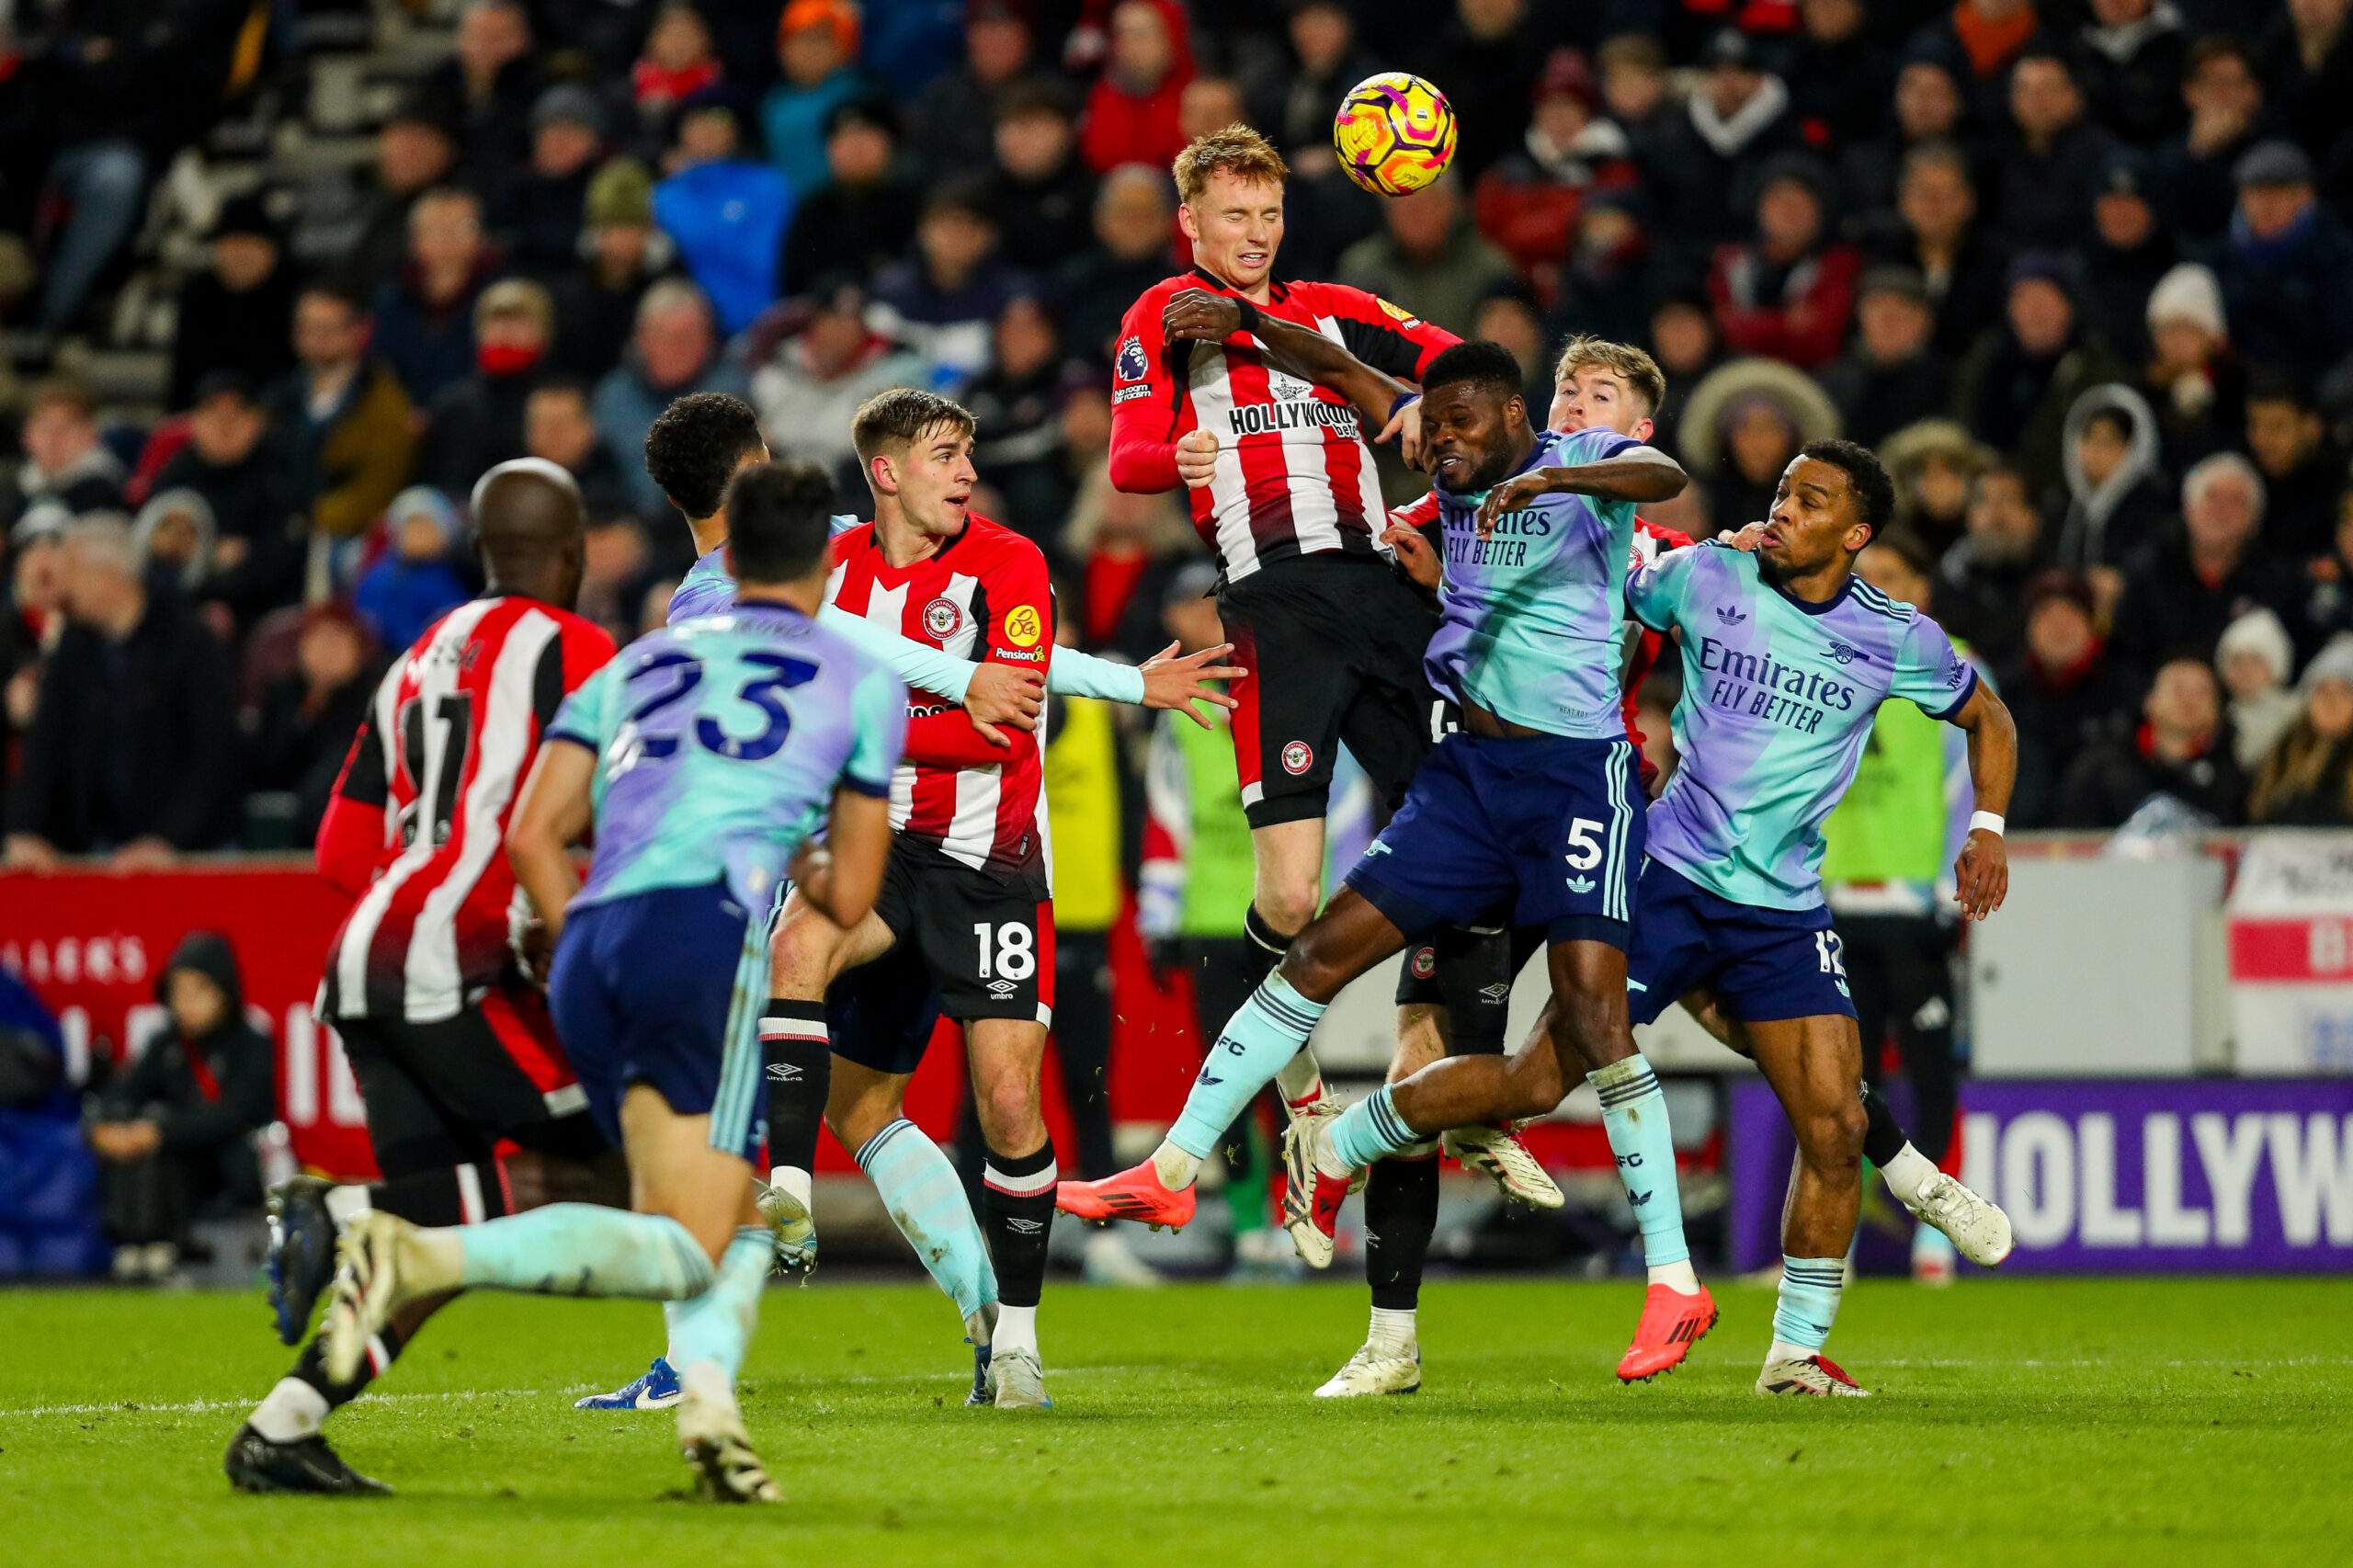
[356, 487, 472, 653]
[1707, 152, 1860, 372]
[2138, 260, 2243, 471]
[2217, 140, 2353, 386]
[1643, 29, 1805, 276]
[1997, 568, 2134, 827]
[917, 0, 1054, 179]
[1472, 48, 1637, 284]
[762, 0, 874, 197]
[2218, 606, 2302, 773]
[494, 84, 609, 276]
[246, 602, 385, 846]
[2249, 634, 2353, 826]
[2079, 145, 2175, 366]
[551, 159, 676, 380]
[1818, 265, 1953, 449]
[168, 196, 298, 411]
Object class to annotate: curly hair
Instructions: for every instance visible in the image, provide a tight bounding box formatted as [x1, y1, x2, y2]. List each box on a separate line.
[643, 392, 766, 521]
[1799, 437, 1896, 541]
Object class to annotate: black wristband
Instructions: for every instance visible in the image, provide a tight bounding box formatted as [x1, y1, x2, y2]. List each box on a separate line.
[1233, 297, 1261, 335]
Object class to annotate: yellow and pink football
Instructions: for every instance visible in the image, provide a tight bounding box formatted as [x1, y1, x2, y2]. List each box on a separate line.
[1333, 73, 1458, 197]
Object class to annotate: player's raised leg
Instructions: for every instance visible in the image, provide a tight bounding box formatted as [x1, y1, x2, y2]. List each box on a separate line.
[1056, 888, 1409, 1244]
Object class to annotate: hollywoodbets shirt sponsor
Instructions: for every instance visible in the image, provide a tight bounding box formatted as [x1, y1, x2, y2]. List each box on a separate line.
[1626, 542, 1976, 911]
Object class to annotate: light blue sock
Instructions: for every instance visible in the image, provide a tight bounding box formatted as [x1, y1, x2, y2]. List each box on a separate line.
[1773, 1256, 1847, 1353]
[457, 1202, 714, 1298]
[858, 1119, 997, 1318]
[1327, 1085, 1420, 1170]
[1168, 974, 1328, 1160]
[664, 1226, 770, 1383]
[1589, 1055, 1690, 1268]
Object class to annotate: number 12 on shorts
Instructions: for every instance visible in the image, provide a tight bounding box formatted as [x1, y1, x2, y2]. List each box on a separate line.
[1814, 930, 1847, 977]
[973, 922, 1036, 981]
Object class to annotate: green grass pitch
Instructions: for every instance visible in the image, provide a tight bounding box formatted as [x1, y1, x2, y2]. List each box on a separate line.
[3, 1278, 2347, 1566]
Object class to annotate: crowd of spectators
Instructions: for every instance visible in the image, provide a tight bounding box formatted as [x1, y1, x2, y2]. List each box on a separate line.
[6, 0, 2353, 864]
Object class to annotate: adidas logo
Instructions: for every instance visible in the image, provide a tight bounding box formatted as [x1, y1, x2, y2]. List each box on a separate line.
[1627, 1188, 1653, 1206]
[766, 1063, 803, 1082]
[1006, 1217, 1045, 1234]
[1715, 606, 1746, 625]
[1565, 875, 1595, 893]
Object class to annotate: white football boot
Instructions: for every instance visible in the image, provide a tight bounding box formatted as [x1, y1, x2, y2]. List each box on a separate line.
[1442, 1123, 1565, 1209]
[1904, 1171, 2013, 1267]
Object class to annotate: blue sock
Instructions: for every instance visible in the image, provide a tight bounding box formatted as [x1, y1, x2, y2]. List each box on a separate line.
[1327, 1085, 1420, 1170]
[664, 1226, 770, 1383]
[858, 1119, 997, 1318]
[1773, 1257, 1847, 1354]
[457, 1202, 714, 1298]
[1590, 1055, 1690, 1268]
[1168, 974, 1328, 1161]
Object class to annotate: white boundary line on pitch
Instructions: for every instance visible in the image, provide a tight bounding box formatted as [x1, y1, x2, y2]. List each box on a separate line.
[0, 1367, 1166, 1420]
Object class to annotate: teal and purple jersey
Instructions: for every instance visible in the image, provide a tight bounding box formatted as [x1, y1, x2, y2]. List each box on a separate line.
[667, 543, 737, 622]
[1424, 426, 1646, 739]
[1627, 542, 1977, 911]
[547, 601, 906, 914]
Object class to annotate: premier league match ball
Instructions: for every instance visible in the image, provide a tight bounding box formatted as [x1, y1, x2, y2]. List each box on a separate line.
[1333, 72, 1458, 197]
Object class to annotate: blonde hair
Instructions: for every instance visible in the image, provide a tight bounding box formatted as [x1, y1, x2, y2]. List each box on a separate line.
[1552, 335, 1666, 419]
[1173, 124, 1289, 207]
[1061, 461, 1199, 560]
[475, 277, 554, 339]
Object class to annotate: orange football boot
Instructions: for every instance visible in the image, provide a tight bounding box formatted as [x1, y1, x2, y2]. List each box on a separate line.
[1616, 1282, 1718, 1381]
[1054, 1161, 1197, 1231]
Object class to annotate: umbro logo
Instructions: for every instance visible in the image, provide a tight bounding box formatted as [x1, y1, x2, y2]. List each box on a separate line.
[1566, 875, 1596, 893]
[987, 979, 1017, 996]
[1006, 1218, 1045, 1234]
[1479, 982, 1512, 1003]
[766, 1063, 804, 1082]
[1825, 640, 1870, 665]
[1715, 607, 1747, 625]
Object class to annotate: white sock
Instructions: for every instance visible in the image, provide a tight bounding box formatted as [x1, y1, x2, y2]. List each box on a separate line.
[1768, 1339, 1819, 1365]
[1275, 1050, 1324, 1107]
[767, 1165, 813, 1210]
[1647, 1259, 1702, 1294]
[1152, 1141, 1200, 1190]
[248, 1377, 330, 1443]
[1881, 1142, 1938, 1206]
[323, 1185, 371, 1226]
[1369, 1305, 1415, 1354]
[994, 1303, 1039, 1357]
[676, 1357, 738, 1415]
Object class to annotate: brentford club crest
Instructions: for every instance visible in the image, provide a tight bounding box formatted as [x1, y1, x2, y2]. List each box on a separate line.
[1410, 946, 1437, 979]
[1281, 740, 1313, 775]
[922, 597, 961, 639]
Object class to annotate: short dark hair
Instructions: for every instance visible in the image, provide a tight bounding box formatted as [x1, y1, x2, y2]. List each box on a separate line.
[1798, 437, 1894, 541]
[644, 392, 765, 520]
[298, 278, 366, 317]
[2184, 32, 2253, 83]
[851, 387, 977, 466]
[527, 374, 594, 408]
[724, 460, 837, 584]
[2245, 369, 2318, 413]
[2081, 406, 2132, 444]
[1420, 339, 1527, 402]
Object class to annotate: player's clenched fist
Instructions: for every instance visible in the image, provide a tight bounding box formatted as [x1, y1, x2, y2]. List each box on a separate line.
[1176, 428, 1220, 489]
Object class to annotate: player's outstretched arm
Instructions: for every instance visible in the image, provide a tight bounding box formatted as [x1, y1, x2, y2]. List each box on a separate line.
[791, 788, 892, 927]
[1478, 451, 1689, 529]
[1946, 682, 2017, 923]
[1162, 289, 1426, 463]
[506, 738, 597, 949]
[815, 603, 1045, 749]
[1134, 640, 1246, 725]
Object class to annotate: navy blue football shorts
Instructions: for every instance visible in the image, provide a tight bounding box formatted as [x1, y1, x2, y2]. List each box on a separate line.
[1344, 732, 1643, 951]
[1624, 858, 1859, 1027]
[547, 878, 770, 1165]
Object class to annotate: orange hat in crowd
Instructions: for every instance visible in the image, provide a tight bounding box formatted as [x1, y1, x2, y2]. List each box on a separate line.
[779, 0, 859, 56]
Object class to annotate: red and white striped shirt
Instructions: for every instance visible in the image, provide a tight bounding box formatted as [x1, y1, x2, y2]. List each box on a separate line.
[1108, 267, 1457, 581]
[316, 596, 616, 1023]
[824, 513, 1053, 889]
